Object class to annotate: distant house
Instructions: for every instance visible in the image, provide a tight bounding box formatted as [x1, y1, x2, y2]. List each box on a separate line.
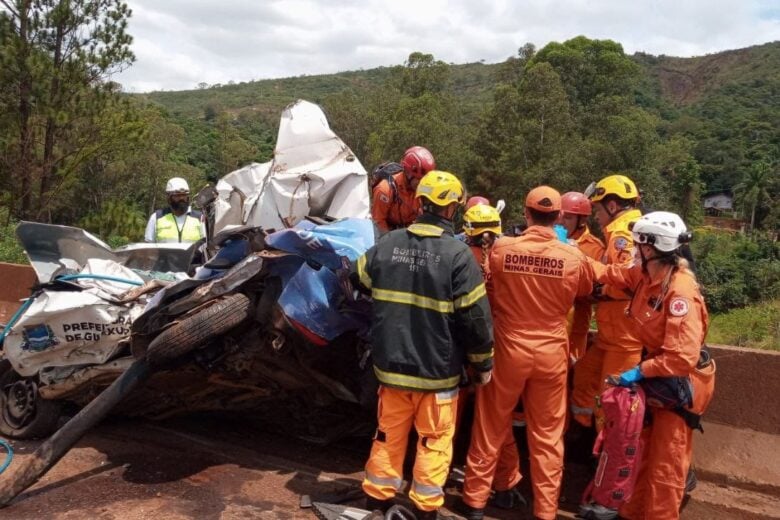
[702, 190, 734, 216]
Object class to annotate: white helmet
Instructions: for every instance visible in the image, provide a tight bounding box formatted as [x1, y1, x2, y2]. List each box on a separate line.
[165, 177, 189, 194]
[631, 211, 691, 252]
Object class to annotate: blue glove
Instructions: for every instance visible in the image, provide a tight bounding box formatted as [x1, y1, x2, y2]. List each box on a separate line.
[617, 366, 643, 386]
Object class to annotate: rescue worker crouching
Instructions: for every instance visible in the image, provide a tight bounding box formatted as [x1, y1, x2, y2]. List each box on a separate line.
[144, 177, 206, 243]
[460, 187, 597, 520]
[571, 174, 643, 429]
[590, 211, 716, 520]
[355, 170, 494, 520]
[371, 146, 436, 234]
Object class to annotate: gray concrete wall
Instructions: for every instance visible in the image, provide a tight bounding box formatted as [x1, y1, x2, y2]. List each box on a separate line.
[706, 344, 780, 435]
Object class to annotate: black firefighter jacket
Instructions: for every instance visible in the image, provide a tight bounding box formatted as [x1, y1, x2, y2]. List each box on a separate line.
[354, 213, 494, 392]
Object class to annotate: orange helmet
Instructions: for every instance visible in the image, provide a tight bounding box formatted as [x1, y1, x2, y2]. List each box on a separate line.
[525, 186, 561, 213]
[561, 192, 592, 216]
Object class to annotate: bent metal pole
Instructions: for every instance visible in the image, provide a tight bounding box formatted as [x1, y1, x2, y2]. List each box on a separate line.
[0, 359, 150, 507]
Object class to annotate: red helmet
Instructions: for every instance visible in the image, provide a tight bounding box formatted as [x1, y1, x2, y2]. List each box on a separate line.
[401, 146, 436, 179]
[561, 192, 592, 216]
[466, 196, 490, 209]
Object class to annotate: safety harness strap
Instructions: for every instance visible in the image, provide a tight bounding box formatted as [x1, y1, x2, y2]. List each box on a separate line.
[673, 407, 704, 433]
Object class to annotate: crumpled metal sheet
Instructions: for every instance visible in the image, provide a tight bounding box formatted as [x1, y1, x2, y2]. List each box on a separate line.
[213, 100, 370, 234]
[16, 221, 195, 284]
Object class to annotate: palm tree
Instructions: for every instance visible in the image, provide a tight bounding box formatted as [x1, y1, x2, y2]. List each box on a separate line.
[733, 160, 774, 231]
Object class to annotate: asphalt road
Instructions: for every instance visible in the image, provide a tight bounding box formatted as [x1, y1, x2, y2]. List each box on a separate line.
[0, 414, 764, 519]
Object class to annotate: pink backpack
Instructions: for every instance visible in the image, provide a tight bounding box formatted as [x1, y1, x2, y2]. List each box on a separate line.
[579, 385, 646, 519]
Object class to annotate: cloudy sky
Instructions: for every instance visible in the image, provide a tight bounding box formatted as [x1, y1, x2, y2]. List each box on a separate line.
[114, 0, 780, 93]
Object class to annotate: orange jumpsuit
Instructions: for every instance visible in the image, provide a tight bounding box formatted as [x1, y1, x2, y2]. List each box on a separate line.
[454, 243, 521, 494]
[371, 172, 420, 233]
[463, 226, 596, 520]
[592, 261, 716, 520]
[571, 209, 643, 428]
[569, 227, 606, 361]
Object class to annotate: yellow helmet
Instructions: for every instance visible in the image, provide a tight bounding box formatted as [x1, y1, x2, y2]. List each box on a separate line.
[586, 174, 639, 203]
[463, 204, 502, 237]
[416, 170, 464, 207]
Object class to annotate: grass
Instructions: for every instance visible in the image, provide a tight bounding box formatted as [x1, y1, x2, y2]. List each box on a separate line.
[707, 300, 780, 351]
[0, 209, 27, 264]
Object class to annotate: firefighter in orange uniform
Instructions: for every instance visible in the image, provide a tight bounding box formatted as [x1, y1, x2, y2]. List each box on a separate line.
[458, 204, 526, 510]
[559, 192, 605, 362]
[589, 211, 716, 520]
[571, 174, 643, 429]
[356, 171, 494, 520]
[459, 187, 596, 520]
[371, 146, 436, 234]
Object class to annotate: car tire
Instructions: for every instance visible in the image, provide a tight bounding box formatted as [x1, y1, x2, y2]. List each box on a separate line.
[0, 360, 63, 439]
[146, 293, 251, 367]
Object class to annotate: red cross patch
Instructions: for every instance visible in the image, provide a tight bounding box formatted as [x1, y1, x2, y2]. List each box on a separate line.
[669, 298, 689, 317]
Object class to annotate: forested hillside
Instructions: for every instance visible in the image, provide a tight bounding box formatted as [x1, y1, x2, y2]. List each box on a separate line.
[0, 1, 777, 323]
[139, 40, 780, 228]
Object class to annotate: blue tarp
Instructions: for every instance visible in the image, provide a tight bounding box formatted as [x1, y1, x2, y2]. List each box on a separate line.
[267, 218, 374, 342]
[265, 218, 375, 270]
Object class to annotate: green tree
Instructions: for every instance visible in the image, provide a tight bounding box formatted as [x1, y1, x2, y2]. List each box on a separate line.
[399, 52, 450, 98]
[529, 36, 641, 110]
[0, 0, 135, 220]
[214, 111, 258, 179]
[734, 160, 775, 231]
[472, 62, 577, 221]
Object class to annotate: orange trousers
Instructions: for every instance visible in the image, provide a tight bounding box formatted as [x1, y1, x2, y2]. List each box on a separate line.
[363, 386, 457, 511]
[571, 343, 641, 428]
[463, 339, 567, 520]
[455, 386, 521, 492]
[621, 360, 716, 520]
[620, 410, 692, 520]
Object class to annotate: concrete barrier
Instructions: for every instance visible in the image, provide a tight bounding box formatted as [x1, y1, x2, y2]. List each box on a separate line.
[0, 262, 36, 326]
[706, 344, 780, 435]
[693, 344, 780, 496]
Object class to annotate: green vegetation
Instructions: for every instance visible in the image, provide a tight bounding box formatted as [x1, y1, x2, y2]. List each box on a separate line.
[692, 229, 780, 313]
[0, 208, 25, 264]
[707, 300, 780, 351]
[0, 9, 778, 347]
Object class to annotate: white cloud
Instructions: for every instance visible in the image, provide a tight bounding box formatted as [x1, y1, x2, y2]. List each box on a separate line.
[114, 0, 780, 92]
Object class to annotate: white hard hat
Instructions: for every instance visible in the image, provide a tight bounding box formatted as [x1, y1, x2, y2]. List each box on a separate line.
[631, 211, 691, 252]
[165, 177, 189, 194]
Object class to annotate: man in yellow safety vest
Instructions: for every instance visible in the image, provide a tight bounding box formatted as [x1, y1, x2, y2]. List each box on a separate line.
[144, 177, 205, 243]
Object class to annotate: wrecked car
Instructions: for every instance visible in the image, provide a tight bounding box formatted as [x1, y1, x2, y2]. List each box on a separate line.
[0, 99, 378, 443]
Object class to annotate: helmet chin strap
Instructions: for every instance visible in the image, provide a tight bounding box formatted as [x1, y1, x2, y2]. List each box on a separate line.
[638, 245, 663, 273]
[639, 245, 677, 273]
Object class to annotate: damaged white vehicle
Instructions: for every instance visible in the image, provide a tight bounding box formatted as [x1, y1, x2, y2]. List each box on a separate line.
[0, 99, 375, 442]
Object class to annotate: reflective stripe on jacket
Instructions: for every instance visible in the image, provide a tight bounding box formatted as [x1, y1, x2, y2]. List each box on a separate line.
[155, 211, 203, 243]
[355, 213, 494, 392]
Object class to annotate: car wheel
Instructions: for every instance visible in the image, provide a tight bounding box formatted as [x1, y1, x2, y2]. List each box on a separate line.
[0, 360, 63, 439]
[146, 293, 251, 367]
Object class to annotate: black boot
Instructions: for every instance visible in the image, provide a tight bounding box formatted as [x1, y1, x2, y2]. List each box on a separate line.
[365, 495, 394, 513]
[685, 466, 698, 494]
[454, 499, 484, 520]
[491, 485, 528, 509]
